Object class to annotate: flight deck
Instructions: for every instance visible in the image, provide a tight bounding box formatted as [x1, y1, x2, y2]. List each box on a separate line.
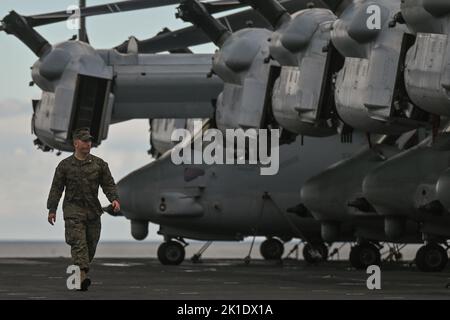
[0, 257, 449, 300]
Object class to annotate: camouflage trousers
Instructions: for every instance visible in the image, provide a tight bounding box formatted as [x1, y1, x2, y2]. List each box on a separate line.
[64, 204, 102, 272]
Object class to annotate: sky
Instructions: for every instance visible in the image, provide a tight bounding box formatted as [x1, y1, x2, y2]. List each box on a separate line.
[0, 0, 216, 241]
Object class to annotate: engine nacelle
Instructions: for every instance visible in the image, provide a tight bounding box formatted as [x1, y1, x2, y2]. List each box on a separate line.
[332, 0, 428, 134]
[149, 119, 205, 158]
[401, 0, 450, 34]
[31, 41, 114, 152]
[402, 0, 450, 116]
[150, 119, 186, 158]
[270, 8, 341, 137]
[213, 28, 275, 131]
[436, 167, 450, 211]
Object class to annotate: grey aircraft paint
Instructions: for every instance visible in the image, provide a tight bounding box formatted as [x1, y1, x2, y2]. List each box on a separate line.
[117, 132, 365, 243]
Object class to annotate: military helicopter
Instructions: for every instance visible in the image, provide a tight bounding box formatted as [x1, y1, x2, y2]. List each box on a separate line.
[0, 0, 337, 153]
[91, 0, 450, 273]
[359, 0, 450, 272]
[0, 0, 343, 241]
[0, 0, 355, 263]
[114, 0, 439, 270]
[262, 0, 450, 271]
[300, 0, 450, 272]
[3, 0, 450, 271]
[175, 0, 450, 271]
[114, 121, 367, 265]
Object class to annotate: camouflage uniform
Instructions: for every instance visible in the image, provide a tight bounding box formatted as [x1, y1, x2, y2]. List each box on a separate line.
[47, 148, 119, 272]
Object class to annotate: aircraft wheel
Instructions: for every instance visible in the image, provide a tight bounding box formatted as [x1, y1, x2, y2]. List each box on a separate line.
[349, 243, 380, 270]
[415, 243, 448, 272]
[303, 243, 328, 263]
[158, 241, 186, 266]
[260, 238, 284, 260]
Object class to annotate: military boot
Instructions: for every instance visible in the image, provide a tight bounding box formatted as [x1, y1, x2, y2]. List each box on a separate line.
[78, 269, 91, 291]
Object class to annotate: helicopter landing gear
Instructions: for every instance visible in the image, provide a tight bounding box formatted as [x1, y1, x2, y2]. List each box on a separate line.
[303, 243, 328, 264]
[349, 242, 381, 270]
[415, 243, 448, 272]
[157, 240, 186, 266]
[260, 238, 284, 260]
[383, 243, 406, 262]
[191, 241, 213, 263]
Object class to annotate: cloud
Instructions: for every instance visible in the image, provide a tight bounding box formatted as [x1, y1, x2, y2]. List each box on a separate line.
[0, 99, 31, 118]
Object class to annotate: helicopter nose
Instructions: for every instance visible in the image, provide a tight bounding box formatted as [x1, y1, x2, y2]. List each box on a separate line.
[436, 168, 450, 211]
[117, 173, 137, 216]
[116, 164, 162, 241]
[117, 179, 128, 203]
[102, 175, 134, 217]
[116, 162, 161, 220]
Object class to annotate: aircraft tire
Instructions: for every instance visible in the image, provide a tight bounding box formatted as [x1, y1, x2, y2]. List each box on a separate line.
[303, 243, 328, 263]
[260, 238, 284, 260]
[158, 241, 185, 266]
[415, 243, 448, 272]
[349, 243, 380, 270]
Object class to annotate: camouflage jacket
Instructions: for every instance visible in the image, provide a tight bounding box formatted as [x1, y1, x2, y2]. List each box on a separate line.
[47, 154, 119, 215]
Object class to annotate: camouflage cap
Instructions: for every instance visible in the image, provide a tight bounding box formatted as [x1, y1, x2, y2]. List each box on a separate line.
[72, 127, 93, 141]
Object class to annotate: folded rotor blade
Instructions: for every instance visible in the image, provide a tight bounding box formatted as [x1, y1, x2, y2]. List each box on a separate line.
[18, 0, 183, 29]
[116, 0, 329, 53]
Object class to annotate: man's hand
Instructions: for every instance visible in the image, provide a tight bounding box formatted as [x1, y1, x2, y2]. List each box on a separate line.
[48, 212, 56, 225]
[112, 200, 121, 213]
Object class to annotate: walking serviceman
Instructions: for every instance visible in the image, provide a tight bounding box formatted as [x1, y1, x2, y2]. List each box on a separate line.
[46, 127, 121, 291]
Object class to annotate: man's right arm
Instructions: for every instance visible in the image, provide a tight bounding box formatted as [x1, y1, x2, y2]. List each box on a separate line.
[47, 162, 66, 214]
